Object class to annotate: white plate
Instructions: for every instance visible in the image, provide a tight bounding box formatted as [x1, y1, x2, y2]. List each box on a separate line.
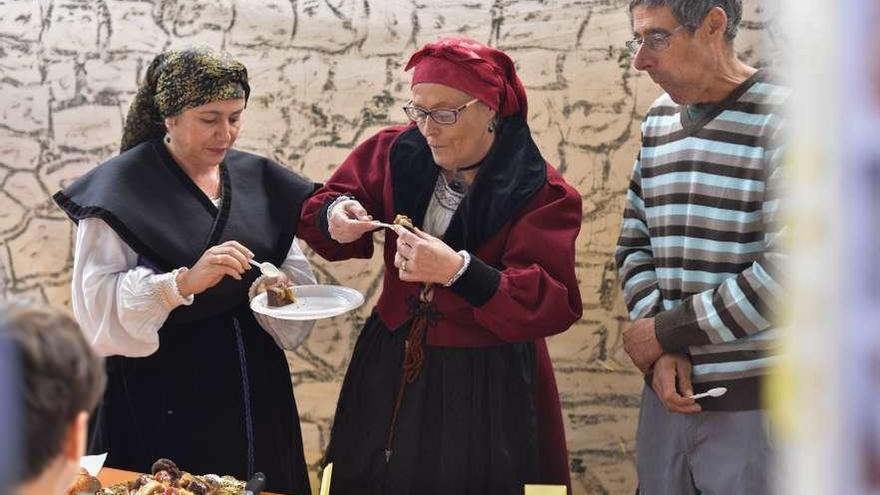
[250, 284, 365, 321]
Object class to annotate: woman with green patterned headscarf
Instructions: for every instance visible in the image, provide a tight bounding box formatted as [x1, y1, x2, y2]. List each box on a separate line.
[120, 46, 250, 152]
[53, 47, 315, 495]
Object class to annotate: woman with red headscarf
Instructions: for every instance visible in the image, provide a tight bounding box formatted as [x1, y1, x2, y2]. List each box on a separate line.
[298, 38, 583, 494]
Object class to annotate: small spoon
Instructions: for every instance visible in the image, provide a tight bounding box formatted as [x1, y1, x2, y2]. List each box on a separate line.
[689, 387, 727, 400]
[368, 221, 396, 229]
[248, 259, 282, 277]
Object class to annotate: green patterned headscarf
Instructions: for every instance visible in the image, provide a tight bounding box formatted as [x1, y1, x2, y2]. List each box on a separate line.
[120, 46, 250, 152]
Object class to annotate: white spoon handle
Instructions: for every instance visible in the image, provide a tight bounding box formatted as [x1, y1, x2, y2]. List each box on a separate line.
[249, 259, 281, 277]
[370, 221, 396, 229]
[689, 387, 727, 400]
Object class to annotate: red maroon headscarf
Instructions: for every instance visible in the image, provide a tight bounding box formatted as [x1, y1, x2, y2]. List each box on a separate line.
[405, 38, 528, 119]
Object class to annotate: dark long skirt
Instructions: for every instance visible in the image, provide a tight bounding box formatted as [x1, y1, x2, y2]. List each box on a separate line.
[88, 305, 310, 495]
[326, 312, 541, 495]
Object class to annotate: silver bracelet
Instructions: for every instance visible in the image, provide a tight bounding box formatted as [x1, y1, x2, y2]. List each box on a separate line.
[443, 250, 471, 287]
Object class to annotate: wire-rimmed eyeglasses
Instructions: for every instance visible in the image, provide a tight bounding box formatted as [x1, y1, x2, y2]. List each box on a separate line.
[402, 98, 479, 125]
[625, 25, 687, 55]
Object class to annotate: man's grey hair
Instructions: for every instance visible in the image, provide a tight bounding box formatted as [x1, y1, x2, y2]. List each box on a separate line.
[629, 0, 743, 42]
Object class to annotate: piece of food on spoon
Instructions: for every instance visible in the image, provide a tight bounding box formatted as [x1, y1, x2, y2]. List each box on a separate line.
[392, 214, 416, 232]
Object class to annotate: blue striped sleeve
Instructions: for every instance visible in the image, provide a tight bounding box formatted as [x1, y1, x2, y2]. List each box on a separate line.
[615, 158, 663, 320]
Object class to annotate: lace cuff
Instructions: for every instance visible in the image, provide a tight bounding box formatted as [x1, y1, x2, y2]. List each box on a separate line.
[155, 267, 194, 310]
[443, 250, 471, 287]
[326, 194, 358, 225]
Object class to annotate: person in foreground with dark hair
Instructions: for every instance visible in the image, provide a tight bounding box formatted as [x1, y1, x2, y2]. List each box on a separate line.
[0, 302, 106, 495]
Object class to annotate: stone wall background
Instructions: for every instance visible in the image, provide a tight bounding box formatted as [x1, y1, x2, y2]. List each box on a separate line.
[0, 0, 781, 493]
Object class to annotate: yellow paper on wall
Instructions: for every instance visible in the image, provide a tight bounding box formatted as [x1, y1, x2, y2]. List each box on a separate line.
[524, 484, 566, 495]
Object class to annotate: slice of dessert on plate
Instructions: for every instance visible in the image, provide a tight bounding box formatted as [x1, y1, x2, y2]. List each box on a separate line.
[255, 276, 296, 308]
[266, 281, 296, 307]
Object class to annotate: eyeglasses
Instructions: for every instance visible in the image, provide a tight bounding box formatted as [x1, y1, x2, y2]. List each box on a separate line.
[625, 25, 687, 55]
[402, 98, 479, 125]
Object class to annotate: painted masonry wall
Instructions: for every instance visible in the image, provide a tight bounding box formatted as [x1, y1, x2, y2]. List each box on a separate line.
[0, 1, 779, 493]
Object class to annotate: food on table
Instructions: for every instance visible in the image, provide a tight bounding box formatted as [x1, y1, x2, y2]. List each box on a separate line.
[67, 467, 102, 495]
[96, 458, 245, 495]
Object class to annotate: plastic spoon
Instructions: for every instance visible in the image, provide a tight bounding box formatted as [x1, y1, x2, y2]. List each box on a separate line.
[689, 387, 727, 400]
[369, 221, 396, 229]
[248, 259, 282, 277]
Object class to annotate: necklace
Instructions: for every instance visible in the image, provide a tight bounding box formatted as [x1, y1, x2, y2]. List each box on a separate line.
[448, 161, 482, 193]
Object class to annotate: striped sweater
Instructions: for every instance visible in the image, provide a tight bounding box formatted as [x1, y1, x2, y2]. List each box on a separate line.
[615, 70, 788, 410]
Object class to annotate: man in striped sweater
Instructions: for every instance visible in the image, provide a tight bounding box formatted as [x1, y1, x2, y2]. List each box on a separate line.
[616, 1, 787, 493]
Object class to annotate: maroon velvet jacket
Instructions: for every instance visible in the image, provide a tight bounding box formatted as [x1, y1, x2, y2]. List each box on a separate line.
[299, 116, 583, 487]
[300, 121, 582, 347]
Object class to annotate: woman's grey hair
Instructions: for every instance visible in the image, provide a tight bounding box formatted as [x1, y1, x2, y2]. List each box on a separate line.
[629, 0, 743, 42]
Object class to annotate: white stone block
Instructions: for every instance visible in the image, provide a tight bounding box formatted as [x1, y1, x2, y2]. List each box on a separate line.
[234, 96, 310, 160]
[45, 0, 110, 53]
[495, 1, 594, 51]
[299, 145, 355, 182]
[359, 0, 415, 56]
[410, 3, 493, 48]
[0, 0, 43, 42]
[290, 0, 368, 52]
[278, 53, 334, 103]
[106, 0, 169, 52]
[156, 0, 233, 45]
[511, 48, 566, 90]
[0, 48, 42, 86]
[0, 189, 26, 234]
[0, 132, 42, 170]
[229, 0, 295, 48]
[5, 171, 47, 210]
[83, 56, 141, 97]
[6, 218, 70, 279]
[40, 282, 74, 308]
[0, 85, 50, 133]
[44, 60, 78, 104]
[53, 104, 123, 152]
